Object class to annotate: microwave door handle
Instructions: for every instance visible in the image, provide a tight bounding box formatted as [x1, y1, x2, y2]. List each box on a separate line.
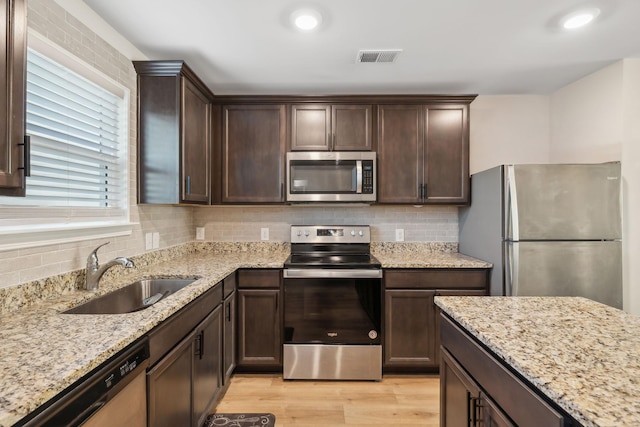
[356, 160, 363, 193]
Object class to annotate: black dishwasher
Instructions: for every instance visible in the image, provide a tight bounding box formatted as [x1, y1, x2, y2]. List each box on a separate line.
[17, 337, 149, 427]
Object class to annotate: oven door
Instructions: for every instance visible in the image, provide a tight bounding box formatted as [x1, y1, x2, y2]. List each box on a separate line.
[283, 269, 382, 345]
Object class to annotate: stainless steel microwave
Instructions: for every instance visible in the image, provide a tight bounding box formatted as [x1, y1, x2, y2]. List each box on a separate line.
[286, 152, 376, 202]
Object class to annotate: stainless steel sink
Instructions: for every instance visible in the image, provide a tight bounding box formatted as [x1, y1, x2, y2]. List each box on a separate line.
[63, 278, 198, 314]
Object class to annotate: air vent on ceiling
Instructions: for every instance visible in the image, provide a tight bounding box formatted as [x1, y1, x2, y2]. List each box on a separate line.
[356, 49, 402, 63]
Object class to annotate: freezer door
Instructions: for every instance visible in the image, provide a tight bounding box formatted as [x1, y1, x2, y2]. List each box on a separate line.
[505, 241, 622, 308]
[505, 163, 621, 240]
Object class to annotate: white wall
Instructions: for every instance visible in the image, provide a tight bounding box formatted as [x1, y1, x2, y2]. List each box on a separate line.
[621, 59, 640, 316]
[550, 62, 624, 163]
[549, 60, 637, 314]
[469, 95, 550, 174]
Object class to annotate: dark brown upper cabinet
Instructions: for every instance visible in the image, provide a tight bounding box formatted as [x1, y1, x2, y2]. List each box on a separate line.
[0, 0, 27, 196]
[291, 104, 372, 151]
[134, 60, 213, 204]
[378, 102, 471, 205]
[222, 104, 286, 203]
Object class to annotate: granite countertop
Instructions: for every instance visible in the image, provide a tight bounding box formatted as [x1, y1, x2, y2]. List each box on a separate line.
[373, 242, 492, 268]
[435, 296, 640, 427]
[0, 246, 288, 427]
[0, 242, 489, 426]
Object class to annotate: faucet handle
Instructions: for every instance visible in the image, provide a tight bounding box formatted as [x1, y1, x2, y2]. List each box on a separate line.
[87, 242, 110, 267]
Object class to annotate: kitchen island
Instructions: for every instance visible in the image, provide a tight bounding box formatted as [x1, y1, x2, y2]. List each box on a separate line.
[435, 296, 640, 427]
[0, 242, 486, 426]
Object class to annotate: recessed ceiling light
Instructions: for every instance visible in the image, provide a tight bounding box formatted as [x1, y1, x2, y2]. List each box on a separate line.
[561, 8, 600, 30]
[291, 9, 322, 31]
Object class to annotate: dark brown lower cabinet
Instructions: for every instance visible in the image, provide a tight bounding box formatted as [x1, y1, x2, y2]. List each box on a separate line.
[237, 289, 282, 369]
[193, 306, 222, 427]
[148, 305, 222, 427]
[222, 285, 236, 384]
[236, 269, 282, 370]
[147, 284, 223, 427]
[440, 315, 569, 427]
[147, 333, 193, 427]
[384, 289, 436, 368]
[383, 269, 490, 371]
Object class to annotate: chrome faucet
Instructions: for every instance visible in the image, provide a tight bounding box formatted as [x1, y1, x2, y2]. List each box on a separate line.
[85, 242, 135, 291]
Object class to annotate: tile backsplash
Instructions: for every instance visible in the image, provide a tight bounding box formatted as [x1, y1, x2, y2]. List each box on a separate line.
[193, 205, 458, 242]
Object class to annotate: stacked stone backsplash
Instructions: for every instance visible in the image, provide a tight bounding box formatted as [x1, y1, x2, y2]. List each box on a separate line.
[0, 242, 290, 316]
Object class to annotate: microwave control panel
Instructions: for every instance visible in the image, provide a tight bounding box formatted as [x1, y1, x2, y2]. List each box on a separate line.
[362, 160, 374, 194]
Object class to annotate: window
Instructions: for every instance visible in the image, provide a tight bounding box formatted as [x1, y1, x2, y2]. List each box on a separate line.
[0, 32, 131, 250]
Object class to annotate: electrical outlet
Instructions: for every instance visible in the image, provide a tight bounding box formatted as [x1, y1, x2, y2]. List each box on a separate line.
[395, 228, 405, 242]
[196, 227, 205, 240]
[261, 227, 269, 241]
[152, 232, 160, 249]
[145, 233, 153, 250]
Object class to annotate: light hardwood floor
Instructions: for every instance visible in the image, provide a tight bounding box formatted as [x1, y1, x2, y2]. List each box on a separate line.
[214, 374, 440, 426]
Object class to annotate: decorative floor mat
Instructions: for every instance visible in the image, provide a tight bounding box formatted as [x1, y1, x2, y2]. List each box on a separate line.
[205, 413, 276, 427]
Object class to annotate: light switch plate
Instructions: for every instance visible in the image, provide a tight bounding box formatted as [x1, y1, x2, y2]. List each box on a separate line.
[395, 228, 405, 242]
[152, 232, 160, 249]
[196, 227, 205, 240]
[145, 233, 153, 250]
[261, 228, 269, 241]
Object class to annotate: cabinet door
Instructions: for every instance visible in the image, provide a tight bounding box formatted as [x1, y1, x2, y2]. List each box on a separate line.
[223, 105, 286, 202]
[0, 0, 27, 196]
[223, 291, 237, 384]
[384, 289, 436, 368]
[147, 333, 194, 427]
[331, 104, 372, 151]
[193, 305, 223, 427]
[291, 104, 331, 150]
[440, 348, 481, 427]
[482, 392, 515, 427]
[181, 77, 211, 203]
[424, 105, 469, 204]
[237, 289, 282, 368]
[377, 105, 423, 203]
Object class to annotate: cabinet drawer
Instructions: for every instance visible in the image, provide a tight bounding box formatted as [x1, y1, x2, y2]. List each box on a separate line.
[148, 283, 223, 366]
[384, 269, 488, 290]
[441, 315, 565, 427]
[237, 269, 281, 289]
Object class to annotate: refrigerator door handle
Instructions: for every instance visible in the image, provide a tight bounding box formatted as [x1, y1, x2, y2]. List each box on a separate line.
[505, 242, 518, 296]
[506, 165, 520, 241]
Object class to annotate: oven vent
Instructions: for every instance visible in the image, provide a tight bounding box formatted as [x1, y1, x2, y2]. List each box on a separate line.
[356, 49, 402, 63]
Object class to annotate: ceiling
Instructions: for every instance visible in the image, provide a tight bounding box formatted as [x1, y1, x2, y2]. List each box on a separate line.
[82, 0, 640, 96]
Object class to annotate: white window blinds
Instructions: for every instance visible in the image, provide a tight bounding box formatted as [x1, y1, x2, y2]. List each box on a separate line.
[21, 48, 127, 209]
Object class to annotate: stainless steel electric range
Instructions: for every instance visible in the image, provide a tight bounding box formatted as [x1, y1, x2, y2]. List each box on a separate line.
[283, 225, 382, 381]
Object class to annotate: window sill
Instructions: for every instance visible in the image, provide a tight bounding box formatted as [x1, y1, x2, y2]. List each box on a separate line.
[0, 222, 136, 252]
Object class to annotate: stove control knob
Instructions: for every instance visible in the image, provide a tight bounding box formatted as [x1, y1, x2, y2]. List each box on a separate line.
[303, 230, 309, 237]
[358, 230, 364, 237]
[350, 230, 356, 236]
[296, 230, 302, 237]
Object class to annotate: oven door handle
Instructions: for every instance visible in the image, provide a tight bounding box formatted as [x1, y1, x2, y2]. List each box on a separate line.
[283, 269, 382, 279]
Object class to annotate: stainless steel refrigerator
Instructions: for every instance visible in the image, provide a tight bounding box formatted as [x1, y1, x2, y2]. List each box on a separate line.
[459, 162, 622, 308]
